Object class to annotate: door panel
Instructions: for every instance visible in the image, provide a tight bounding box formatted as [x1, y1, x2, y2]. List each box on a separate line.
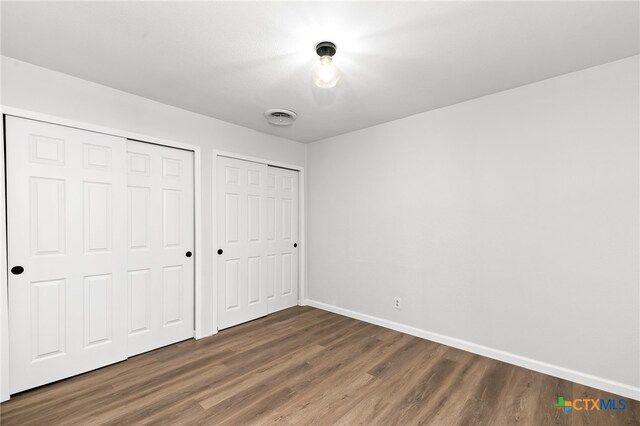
[128, 269, 150, 334]
[83, 182, 112, 253]
[30, 278, 66, 360]
[217, 156, 268, 329]
[30, 177, 66, 255]
[126, 141, 194, 356]
[128, 186, 150, 249]
[7, 116, 128, 393]
[162, 265, 183, 325]
[83, 274, 112, 347]
[266, 166, 299, 314]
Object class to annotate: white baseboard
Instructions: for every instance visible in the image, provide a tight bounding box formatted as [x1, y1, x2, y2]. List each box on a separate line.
[304, 299, 640, 401]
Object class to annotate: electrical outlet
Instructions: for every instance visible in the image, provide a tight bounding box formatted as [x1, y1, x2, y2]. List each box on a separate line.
[394, 297, 401, 310]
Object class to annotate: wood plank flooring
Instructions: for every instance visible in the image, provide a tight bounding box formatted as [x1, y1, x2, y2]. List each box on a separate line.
[1, 306, 638, 425]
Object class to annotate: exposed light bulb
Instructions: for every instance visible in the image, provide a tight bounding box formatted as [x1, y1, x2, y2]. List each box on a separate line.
[312, 42, 340, 89]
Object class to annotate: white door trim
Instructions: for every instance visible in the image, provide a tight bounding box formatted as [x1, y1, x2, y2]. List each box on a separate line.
[0, 115, 9, 403]
[0, 106, 206, 402]
[212, 150, 306, 332]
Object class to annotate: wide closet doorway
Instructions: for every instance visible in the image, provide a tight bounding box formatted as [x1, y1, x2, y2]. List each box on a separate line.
[217, 156, 299, 330]
[5, 116, 195, 394]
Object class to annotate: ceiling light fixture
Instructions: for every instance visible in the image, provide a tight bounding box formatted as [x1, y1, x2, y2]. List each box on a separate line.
[312, 41, 341, 89]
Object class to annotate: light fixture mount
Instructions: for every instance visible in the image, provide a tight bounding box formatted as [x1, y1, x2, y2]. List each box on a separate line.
[316, 41, 337, 57]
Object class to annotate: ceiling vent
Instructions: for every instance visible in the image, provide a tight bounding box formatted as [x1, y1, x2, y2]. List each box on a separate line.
[264, 109, 297, 126]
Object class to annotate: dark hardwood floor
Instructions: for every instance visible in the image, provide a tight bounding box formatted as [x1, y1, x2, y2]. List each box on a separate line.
[1, 306, 638, 425]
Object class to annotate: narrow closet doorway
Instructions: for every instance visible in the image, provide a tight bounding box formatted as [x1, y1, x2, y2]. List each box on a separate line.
[216, 156, 299, 330]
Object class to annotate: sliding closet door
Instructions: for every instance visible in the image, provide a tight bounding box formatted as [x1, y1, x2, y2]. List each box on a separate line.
[266, 166, 299, 313]
[217, 156, 268, 329]
[126, 141, 195, 356]
[6, 116, 128, 393]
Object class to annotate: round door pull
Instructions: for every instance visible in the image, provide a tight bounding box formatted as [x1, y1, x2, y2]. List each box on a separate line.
[294, 243, 298, 248]
[11, 266, 24, 275]
[186, 251, 193, 258]
[217, 249, 223, 255]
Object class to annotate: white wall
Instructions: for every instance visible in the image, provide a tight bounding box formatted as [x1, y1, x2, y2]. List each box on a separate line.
[307, 56, 639, 397]
[0, 56, 307, 339]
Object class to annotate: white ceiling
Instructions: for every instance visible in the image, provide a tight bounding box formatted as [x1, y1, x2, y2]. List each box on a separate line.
[1, 1, 638, 143]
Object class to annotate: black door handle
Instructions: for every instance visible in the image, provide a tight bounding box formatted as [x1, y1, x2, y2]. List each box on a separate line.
[294, 243, 297, 248]
[11, 266, 24, 275]
[186, 251, 192, 258]
[217, 249, 223, 255]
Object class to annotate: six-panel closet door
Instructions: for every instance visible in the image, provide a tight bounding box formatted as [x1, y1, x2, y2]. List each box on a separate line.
[6, 116, 129, 393]
[217, 156, 299, 330]
[5, 117, 196, 394]
[266, 166, 299, 314]
[217, 157, 269, 329]
[126, 141, 194, 356]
